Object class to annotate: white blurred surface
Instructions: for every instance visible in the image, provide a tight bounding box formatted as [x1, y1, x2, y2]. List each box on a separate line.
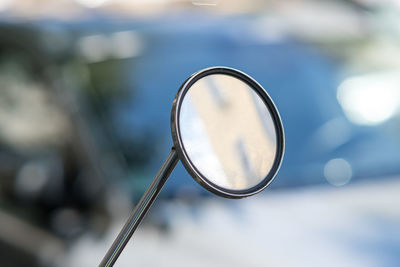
[64, 178, 400, 267]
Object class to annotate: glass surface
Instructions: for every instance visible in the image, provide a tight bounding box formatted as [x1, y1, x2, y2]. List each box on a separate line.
[179, 74, 277, 191]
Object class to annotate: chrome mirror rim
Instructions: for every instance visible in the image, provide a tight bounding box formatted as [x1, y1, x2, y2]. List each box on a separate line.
[101, 66, 285, 267]
[171, 66, 285, 198]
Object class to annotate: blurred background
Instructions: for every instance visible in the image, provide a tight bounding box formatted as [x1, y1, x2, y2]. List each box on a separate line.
[0, 0, 399, 266]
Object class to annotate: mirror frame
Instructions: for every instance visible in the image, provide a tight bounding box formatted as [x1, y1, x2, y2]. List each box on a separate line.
[171, 66, 285, 198]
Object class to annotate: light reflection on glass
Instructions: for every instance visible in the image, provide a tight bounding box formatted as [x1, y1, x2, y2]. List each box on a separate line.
[337, 71, 400, 126]
[179, 74, 277, 191]
[324, 158, 353, 186]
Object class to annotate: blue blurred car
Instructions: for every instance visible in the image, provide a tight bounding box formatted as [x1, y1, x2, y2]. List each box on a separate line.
[52, 14, 400, 196]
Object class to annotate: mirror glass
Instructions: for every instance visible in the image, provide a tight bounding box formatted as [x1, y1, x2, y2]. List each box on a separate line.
[179, 74, 277, 191]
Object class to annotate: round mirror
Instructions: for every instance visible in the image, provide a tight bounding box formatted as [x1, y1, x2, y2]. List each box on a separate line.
[101, 66, 285, 266]
[171, 67, 284, 198]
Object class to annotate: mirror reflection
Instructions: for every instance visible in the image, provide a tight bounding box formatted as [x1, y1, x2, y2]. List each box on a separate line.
[179, 74, 277, 191]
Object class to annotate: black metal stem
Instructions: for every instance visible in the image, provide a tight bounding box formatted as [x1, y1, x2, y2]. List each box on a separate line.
[99, 149, 179, 267]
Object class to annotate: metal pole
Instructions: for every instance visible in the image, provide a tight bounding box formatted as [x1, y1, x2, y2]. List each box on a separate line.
[99, 149, 179, 267]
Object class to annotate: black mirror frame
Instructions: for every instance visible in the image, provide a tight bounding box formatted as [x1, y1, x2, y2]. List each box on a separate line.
[101, 66, 285, 267]
[171, 66, 285, 199]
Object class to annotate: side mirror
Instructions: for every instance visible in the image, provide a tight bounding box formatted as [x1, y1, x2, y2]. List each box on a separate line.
[100, 66, 285, 266]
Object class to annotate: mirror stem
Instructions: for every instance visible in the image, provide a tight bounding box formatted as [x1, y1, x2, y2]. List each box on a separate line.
[99, 149, 179, 267]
